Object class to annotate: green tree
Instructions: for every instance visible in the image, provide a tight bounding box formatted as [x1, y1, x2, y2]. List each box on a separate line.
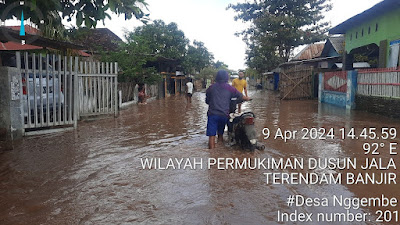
[228, 0, 331, 71]
[133, 20, 188, 61]
[183, 40, 214, 74]
[213, 60, 228, 70]
[101, 20, 190, 84]
[0, 0, 149, 29]
[244, 68, 260, 80]
[245, 42, 281, 73]
[102, 33, 159, 85]
[196, 66, 218, 81]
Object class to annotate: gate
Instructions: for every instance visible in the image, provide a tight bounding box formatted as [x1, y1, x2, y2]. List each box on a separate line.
[17, 52, 78, 132]
[280, 67, 314, 100]
[17, 52, 118, 135]
[77, 61, 118, 118]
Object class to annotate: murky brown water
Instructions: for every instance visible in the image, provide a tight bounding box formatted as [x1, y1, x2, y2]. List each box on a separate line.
[1, 89, 399, 224]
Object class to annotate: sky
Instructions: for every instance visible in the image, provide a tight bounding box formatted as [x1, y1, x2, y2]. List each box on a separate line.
[94, 0, 383, 71]
[6, 0, 384, 71]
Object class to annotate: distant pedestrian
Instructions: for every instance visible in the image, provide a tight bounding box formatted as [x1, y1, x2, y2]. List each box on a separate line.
[206, 70, 251, 149]
[232, 71, 248, 113]
[186, 78, 194, 103]
[138, 84, 147, 105]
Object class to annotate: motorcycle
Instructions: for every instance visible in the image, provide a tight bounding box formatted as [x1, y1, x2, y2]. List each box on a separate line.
[227, 98, 265, 151]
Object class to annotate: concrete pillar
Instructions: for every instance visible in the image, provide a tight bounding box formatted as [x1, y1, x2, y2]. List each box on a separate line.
[318, 72, 324, 103]
[164, 77, 167, 97]
[346, 70, 358, 110]
[0, 66, 24, 140]
[343, 52, 354, 71]
[379, 40, 388, 68]
[134, 84, 139, 103]
[174, 78, 177, 95]
[118, 90, 122, 109]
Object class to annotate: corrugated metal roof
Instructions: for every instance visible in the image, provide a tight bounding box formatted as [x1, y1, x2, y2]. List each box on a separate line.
[329, 36, 345, 54]
[334, 62, 371, 69]
[321, 36, 345, 57]
[292, 43, 325, 61]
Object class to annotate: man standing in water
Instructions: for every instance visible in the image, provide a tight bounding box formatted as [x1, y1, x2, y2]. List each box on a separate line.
[138, 84, 147, 105]
[186, 78, 193, 103]
[206, 70, 251, 149]
[232, 71, 248, 113]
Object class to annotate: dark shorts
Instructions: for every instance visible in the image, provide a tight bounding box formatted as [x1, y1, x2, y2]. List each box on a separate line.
[206, 115, 228, 136]
[187, 93, 192, 97]
[138, 95, 145, 103]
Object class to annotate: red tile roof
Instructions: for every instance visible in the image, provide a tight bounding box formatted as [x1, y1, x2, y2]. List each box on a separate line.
[0, 41, 42, 50]
[7, 25, 40, 35]
[73, 50, 91, 57]
[0, 25, 90, 56]
[0, 25, 42, 50]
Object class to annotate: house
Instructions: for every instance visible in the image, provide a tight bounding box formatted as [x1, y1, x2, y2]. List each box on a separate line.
[320, 36, 345, 58]
[329, 0, 400, 69]
[277, 42, 339, 99]
[261, 70, 280, 91]
[318, 36, 345, 69]
[279, 42, 340, 70]
[70, 28, 123, 55]
[0, 25, 89, 66]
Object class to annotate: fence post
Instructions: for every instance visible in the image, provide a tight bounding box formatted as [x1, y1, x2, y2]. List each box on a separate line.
[318, 72, 324, 103]
[73, 57, 79, 128]
[114, 62, 118, 117]
[0, 53, 24, 140]
[346, 70, 358, 110]
[118, 90, 122, 109]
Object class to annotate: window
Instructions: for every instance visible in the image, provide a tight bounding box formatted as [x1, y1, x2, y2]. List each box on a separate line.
[368, 26, 371, 34]
[362, 29, 364, 36]
[376, 23, 379, 32]
[356, 32, 358, 39]
[350, 34, 353, 41]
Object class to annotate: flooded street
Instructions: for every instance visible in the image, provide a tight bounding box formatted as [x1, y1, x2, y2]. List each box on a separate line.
[1, 89, 400, 224]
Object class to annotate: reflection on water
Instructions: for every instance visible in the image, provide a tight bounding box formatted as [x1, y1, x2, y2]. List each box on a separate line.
[0, 89, 399, 224]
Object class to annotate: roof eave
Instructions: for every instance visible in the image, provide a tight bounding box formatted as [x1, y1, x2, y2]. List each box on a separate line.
[279, 56, 341, 67]
[0, 27, 86, 50]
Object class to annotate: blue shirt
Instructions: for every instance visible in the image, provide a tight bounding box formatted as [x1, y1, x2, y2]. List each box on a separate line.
[206, 82, 243, 117]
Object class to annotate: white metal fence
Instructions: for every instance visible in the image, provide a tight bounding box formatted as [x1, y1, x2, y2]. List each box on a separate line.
[357, 69, 400, 97]
[78, 61, 118, 118]
[17, 52, 117, 134]
[17, 52, 78, 130]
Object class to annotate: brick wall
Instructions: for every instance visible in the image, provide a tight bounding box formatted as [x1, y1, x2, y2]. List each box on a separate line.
[356, 95, 400, 118]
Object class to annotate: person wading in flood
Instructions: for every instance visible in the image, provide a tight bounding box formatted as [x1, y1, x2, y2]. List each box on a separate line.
[138, 84, 147, 105]
[186, 78, 194, 103]
[206, 70, 251, 149]
[232, 71, 248, 113]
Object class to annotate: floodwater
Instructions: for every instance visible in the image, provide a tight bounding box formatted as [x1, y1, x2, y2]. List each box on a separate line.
[1, 89, 399, 224]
